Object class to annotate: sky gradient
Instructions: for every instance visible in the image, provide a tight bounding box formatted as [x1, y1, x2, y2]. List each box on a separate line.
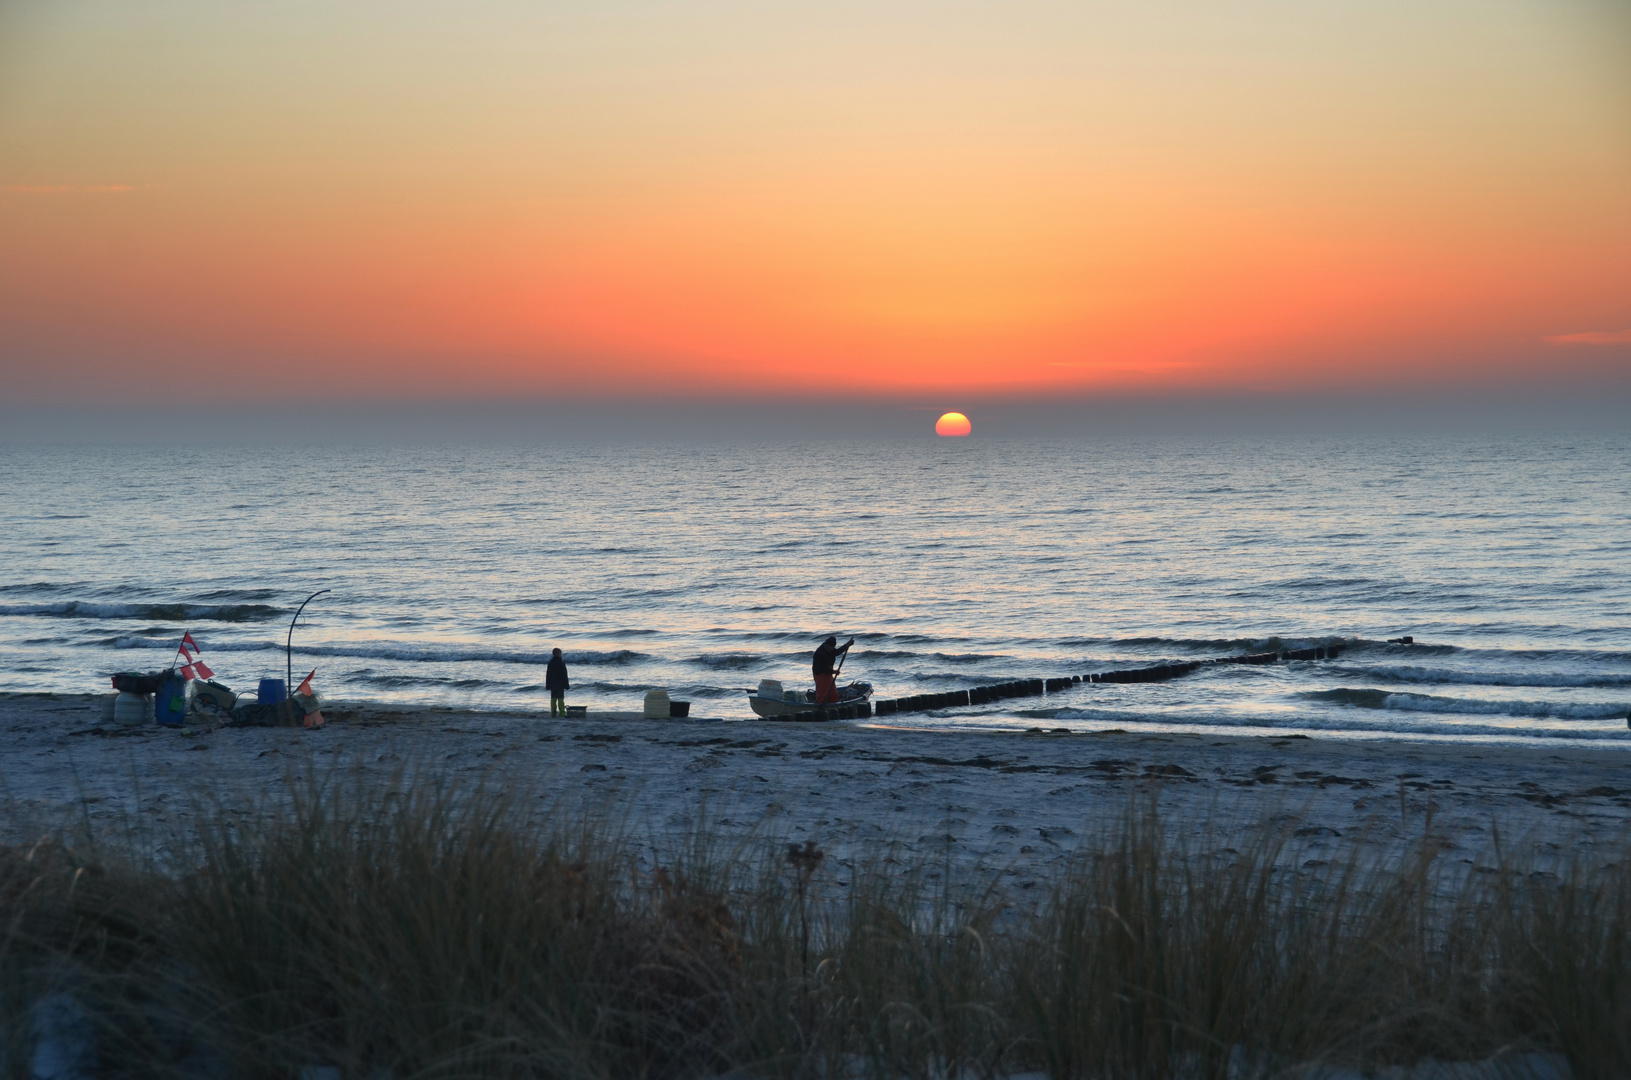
[2, 0, 1629, 406]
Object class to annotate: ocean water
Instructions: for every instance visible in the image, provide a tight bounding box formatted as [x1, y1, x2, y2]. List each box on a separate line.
[2, 434, 1629, 744]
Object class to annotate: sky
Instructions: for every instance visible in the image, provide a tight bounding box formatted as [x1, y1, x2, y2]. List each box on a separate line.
[1, 0, 1629, 408]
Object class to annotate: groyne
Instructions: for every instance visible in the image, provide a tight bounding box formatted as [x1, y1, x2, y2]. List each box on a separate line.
[775, 644, 1342, 722]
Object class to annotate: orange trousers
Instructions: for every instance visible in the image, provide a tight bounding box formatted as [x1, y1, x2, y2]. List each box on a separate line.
[814, 673, 838, 704]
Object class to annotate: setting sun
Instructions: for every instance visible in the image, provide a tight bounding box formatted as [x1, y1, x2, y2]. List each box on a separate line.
[935, 412, 972, 436]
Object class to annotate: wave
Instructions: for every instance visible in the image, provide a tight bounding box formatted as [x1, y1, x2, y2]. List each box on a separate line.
[1302, 688, 1631, 721]
[1336, 664, 1631, 689]
[1261, 576, 1377, 592]
[1433, 646, 1631, 665]
[1339, 641, 1631, 664]
[1059, 636, 1629, 664]
[191, 588, 281, 602]
[0, 601, 281, 623]
[106, 638, 648, 667]
[559, 649, 646, 665]
[678, 647, 1005, 669]
[686, 653, 770, 670]
[0, 582, 80, 596]
[1111, 635, 1356, 654]
[99, 634, 181, 648]
[352, 674, 496, 689]
[1104, 636, 1631, 663]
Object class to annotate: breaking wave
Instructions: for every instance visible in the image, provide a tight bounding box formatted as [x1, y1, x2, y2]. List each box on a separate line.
[1338, 664, 1631, 689]
[0, 601, 282, 622]
[1303, 688, 1631, 721]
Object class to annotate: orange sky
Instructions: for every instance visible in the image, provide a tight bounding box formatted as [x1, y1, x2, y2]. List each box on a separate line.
[2, 0, 1629, 404]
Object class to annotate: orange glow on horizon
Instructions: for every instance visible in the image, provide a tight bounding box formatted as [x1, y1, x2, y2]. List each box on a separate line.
[1, 1, 1628, 404]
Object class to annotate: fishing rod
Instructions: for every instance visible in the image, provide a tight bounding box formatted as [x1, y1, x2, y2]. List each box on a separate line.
[287, 589, 330, 692]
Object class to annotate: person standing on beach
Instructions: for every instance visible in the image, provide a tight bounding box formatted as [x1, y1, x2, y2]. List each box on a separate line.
[546, 648, 570, 717]
[813, 635, 853, 705]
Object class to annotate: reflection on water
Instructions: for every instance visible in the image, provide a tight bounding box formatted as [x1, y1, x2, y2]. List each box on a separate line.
[1, 434, 1628, 743]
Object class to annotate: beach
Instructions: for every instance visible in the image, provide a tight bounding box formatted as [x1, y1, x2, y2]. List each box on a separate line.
[9, 692, 1630, 888]
[8, 2, 1630, 1066]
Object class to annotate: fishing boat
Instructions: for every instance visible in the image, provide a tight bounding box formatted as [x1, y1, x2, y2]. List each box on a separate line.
[745, 678, 873, 719]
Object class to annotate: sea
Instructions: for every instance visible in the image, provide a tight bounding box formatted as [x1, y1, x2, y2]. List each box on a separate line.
[3, 434, 1629, 745]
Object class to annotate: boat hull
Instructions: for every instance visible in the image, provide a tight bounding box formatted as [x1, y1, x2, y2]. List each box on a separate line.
[746, 682, 872, 720]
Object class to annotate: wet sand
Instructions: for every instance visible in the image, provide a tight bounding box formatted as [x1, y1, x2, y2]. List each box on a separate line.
[5, 693, 1630, 888]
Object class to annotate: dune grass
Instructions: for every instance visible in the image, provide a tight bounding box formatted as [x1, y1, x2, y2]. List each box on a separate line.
[1, 769, 1627, 1079]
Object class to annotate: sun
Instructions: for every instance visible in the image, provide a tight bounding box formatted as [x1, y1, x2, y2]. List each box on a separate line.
[935, 412, 972, 437]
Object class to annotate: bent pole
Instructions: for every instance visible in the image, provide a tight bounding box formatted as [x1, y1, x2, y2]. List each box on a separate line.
[287, 589, 330, 691]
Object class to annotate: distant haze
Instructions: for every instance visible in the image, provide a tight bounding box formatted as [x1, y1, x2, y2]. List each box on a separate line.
[3, 390, 1627, 444]
[2, 0, 1629, 407]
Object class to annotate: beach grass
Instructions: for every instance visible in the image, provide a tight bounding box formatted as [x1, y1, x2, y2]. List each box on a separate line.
[2, 769, 1627, 1079]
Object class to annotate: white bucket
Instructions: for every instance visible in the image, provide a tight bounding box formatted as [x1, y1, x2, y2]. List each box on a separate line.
[757, 679, 783, 699]
[113, 692, 149, 727]
[643, 690, 671, 719]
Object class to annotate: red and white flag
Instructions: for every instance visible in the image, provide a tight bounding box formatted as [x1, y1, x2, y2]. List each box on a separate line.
[176, 632, 213, 680]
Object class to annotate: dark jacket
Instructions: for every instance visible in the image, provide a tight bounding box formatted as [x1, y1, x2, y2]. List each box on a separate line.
[813, 639, 850, 679]
[546, 656, 570, 692]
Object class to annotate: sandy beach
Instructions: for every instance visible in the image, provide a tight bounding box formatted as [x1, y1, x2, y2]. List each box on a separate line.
[6, 693, 1630, 888]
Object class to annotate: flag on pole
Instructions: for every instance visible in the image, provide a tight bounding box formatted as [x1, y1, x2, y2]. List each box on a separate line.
[175, 632, 214, 680]
[296, 669, 315, 696]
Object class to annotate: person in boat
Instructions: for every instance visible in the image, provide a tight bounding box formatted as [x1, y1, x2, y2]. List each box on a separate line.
[546, 647, 570, 717]
[813, 635, 854, 705]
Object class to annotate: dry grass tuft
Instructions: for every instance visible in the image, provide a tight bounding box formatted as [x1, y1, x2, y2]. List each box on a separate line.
[1, 771, 1626, 1078]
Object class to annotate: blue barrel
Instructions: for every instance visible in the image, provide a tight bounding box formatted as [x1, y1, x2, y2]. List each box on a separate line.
[258, 678, 287, 705]
[155, 675, 187, 727]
